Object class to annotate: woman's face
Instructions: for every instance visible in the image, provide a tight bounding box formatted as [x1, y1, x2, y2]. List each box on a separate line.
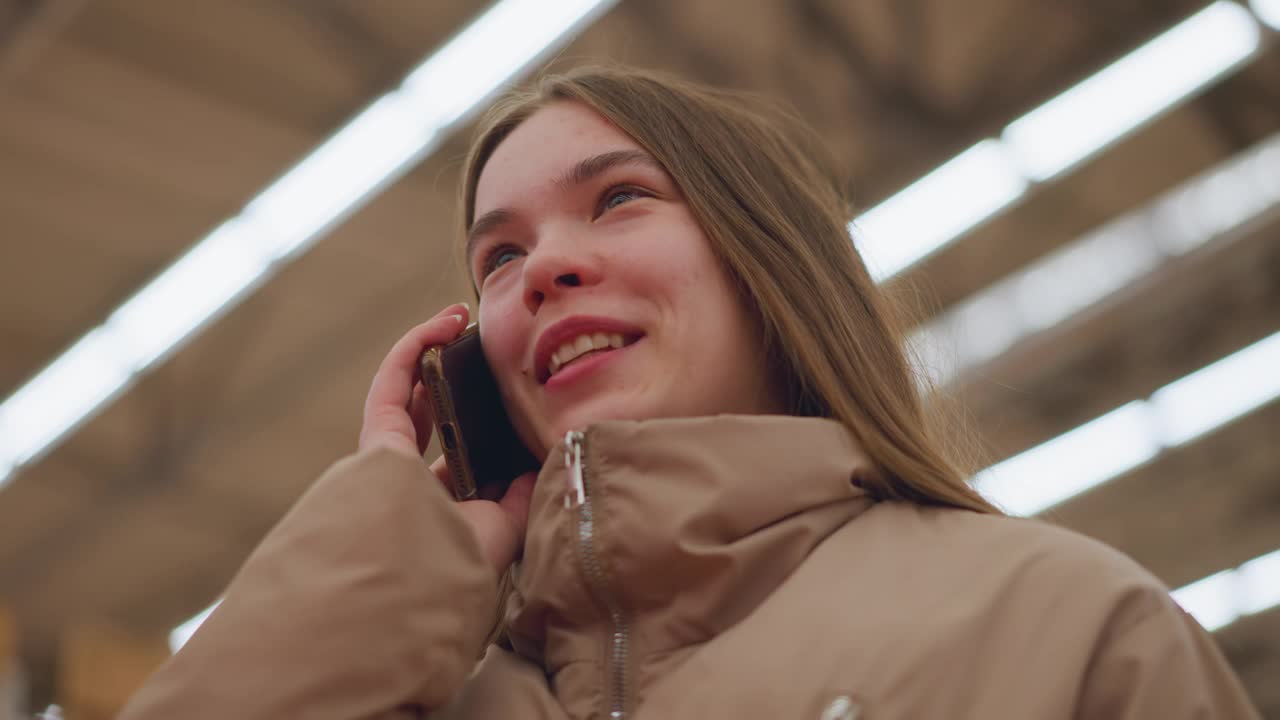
[469, 101, 784, 458]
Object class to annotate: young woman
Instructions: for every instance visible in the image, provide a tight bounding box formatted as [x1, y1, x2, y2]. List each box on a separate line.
[121, 67, 1259, 719]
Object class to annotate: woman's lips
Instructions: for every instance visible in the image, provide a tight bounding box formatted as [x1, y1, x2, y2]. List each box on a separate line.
[533, 315, 645, 383]
[542, 339, 639, 391]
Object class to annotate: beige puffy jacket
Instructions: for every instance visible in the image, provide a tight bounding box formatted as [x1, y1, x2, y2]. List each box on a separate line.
[120, 415, 1260, 719]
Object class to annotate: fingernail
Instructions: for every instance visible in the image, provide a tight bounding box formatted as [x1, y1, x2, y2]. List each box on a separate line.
[449, 314, 464, 323]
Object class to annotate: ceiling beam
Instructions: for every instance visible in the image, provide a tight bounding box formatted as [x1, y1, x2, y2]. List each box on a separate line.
[955, 206, 1280, 460]
[0, 0, 86, 88]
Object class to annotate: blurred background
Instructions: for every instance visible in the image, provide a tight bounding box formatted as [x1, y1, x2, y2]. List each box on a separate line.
[0, 0, 1278, 716]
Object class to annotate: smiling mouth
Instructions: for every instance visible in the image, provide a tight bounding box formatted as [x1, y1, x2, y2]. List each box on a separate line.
[541, 332, 641, 383]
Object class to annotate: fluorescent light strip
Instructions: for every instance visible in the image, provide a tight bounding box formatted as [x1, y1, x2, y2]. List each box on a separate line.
[912, 130, 1280, 387]
[0, 0, 617, 489]
[1003, 2, 1261, 182]
[974, 330, 1280, 517]
[169, 600, 218, 653]
[1152, 330, 1280, 446]
[1250, 0, 1280, 30]
[852, 141, 1027, 281]
[852, 1, 1263, 281]
[1173, 547, 1280, 631]
[973, 402, 1161, 517]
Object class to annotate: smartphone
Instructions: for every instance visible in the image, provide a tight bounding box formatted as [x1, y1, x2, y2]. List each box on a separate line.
[419, 323, 538, 501]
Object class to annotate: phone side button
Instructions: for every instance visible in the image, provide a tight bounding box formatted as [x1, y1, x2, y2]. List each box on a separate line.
[440, 422, 458, 451]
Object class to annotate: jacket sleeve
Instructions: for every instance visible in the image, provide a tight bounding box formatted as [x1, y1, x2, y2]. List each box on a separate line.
[119, 446, 499, 720]
[1074, 588, 1261, 719]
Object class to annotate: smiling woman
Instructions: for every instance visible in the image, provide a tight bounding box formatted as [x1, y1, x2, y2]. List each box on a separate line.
[460, 69, 996, 511]
[118, 66, 1260, 720]
[465, 100, 788, 459]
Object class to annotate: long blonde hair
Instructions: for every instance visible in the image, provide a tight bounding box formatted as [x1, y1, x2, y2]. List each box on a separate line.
[459, 65, 998, 514]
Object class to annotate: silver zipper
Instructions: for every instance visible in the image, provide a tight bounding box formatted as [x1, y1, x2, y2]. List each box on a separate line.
[563, 430, 585, 509]
[564, 430, 631, 719]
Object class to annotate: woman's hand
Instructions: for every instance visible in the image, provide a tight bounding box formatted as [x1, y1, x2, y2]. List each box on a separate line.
[359, 303, 536, 572]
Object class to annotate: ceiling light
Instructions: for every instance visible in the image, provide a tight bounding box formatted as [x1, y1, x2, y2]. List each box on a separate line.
[1172, 568, 1239, 632]
[1002, 2, 1261, 182]
[972, 401, 1161, 516]
[973, 326, 1280, 517]
[169, 600, 219, 653]
[107, 218, 275, 374]
[1150, 331, 1280, 446]
[1012, 216, 1162, 333]
[1251, 0, 1280, 29]
[0, 0, 617, 488]
[0, 328, 134, 487]
[1173, 548, 1280, 631]
[851, 140, 1027, 281]
[918, 131, 1280, 386]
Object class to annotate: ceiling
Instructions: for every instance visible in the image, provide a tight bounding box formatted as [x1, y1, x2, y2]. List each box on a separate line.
[1, 0, 1278, 714]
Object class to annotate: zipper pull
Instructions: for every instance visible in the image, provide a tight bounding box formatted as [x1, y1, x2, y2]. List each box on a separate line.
[563, 430, 586, 509]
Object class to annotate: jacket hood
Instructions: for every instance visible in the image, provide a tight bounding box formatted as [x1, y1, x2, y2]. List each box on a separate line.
[505, 414, 876, 685]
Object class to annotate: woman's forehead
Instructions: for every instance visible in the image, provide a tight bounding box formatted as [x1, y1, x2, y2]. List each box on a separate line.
[474, 103, 640, 206]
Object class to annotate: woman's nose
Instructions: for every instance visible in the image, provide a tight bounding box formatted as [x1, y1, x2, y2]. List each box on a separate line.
[521, 233, 601, 314]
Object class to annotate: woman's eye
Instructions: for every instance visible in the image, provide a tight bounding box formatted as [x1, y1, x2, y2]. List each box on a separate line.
[597, 186, 647, 216]
[482, 246, 522, 278]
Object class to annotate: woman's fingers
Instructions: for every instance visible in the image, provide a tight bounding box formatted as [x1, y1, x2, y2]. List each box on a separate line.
[428, 458, 536, 572]
[428, 455, 454, 495]
[498, 472, 537, 545]
[359, 303, 469, 454]
[456, 502, 522, 572]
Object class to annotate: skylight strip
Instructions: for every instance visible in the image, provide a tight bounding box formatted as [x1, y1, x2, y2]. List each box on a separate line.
[0, 0, 618, 490]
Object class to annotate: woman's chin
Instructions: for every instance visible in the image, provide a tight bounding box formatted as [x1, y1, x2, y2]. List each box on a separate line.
[538, 398, 657, 448]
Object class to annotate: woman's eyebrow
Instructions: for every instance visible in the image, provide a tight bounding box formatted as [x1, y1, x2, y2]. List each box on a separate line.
[466, 208, 515, 263]
[466, 149, 662, 262]
[554, 149, 662, 192]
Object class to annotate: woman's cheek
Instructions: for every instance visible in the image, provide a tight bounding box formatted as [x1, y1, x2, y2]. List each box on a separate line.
[480, 299, 530, 398]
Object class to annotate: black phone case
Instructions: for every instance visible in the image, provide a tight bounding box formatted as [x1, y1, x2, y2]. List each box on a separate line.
[421, 326, 538, 500]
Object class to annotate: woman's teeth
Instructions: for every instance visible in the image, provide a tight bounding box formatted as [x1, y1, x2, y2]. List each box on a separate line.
[549, 333, 625, 376]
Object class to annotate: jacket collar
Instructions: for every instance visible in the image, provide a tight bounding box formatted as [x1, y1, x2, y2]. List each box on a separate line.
[505, 414, 876, 677]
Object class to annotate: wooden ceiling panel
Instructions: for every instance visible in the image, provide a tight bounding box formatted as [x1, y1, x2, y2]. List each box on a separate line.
[62, 0, 374, 133]
[0, 89, 272, 210]
[10, 41, 314, 208]
[330, 0, 489, 70]
[0, 129, 223, 262]
[9, 492, 231, 646]
[0, 467, 99, 586]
